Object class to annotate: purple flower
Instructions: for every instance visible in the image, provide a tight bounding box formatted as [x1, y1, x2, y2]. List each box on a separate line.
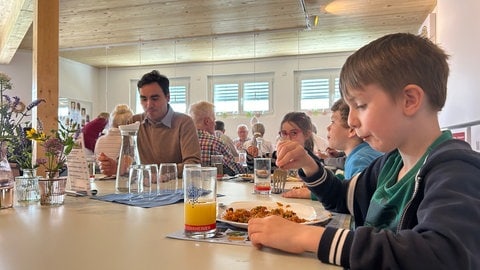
[26, 99, 46, 111]
[36, 158, 47, 165]
[11, 96, 20, 107]
[44, 137, 64, 156]
[2, 94, 11, 104]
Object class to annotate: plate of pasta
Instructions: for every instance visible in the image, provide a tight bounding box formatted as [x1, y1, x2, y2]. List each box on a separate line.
[217, 201, 331, 229]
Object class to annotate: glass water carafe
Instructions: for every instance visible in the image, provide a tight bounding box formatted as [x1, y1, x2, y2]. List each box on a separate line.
[115, 122, 141, 193]
[0, 141, 14, 209]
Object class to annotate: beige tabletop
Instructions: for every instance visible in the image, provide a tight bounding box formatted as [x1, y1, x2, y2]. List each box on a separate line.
[0, 179, 344, 270]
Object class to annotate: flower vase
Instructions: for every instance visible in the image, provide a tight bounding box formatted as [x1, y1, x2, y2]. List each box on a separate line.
[15, 169, 40, 205]
[39, 172, 67, 206]
[0, 141, 14, 209]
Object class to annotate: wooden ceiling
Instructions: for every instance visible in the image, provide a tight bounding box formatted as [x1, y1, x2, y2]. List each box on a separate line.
[1, 0, 436, 68]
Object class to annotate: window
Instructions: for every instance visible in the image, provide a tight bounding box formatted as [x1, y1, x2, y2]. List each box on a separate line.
[209, 73, 273, 115]
[295, 70, 340, 111]
[169, 77, 190, 113]
[130, 77, 190, 114]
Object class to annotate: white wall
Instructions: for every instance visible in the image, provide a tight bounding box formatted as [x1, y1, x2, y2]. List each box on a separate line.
[2, 0, 480, 146]
[437, 0, 480, 127]
[0, 50, 99, 121]
[0, 51, 33, 122]
[59, 58, 99, 108]
[97, 52, 351, 144]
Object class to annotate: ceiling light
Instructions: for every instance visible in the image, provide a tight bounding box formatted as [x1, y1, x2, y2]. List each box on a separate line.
[306, 15, 319, 30]
[299, 0, 319, 30]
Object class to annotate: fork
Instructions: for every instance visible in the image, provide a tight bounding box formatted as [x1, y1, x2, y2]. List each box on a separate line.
[271, 169, 288, 194]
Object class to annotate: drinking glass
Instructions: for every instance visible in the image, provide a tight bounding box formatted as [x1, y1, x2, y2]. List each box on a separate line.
[128, 164, 144, 196]
[182, 164, 201, 179]
[238, 150, 247, 167]
[145, 164, 159, 196]
[210, 155, 223, 179]
[184, 166, 217, 239]
[159, 163, 178, 194]
[142, 164, 154, 198]
[254, 158, 272, 195]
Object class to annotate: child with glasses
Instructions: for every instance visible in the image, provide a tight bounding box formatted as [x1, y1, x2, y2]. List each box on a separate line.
[245, 112, 319, 173]
[277, 112, 315, 151]
[282, 98, 382, 199]
[248, 33, 480, 269]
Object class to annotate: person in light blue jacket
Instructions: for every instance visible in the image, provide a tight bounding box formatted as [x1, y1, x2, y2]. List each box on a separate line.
[327, 98, 382, 179]
[283, 98, 382, 199]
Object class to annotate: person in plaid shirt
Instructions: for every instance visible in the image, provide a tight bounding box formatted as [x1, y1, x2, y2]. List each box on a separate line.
[189, 101, 247, 176]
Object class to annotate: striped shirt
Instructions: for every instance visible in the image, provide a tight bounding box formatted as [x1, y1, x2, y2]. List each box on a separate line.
[94, 128, 122, 160]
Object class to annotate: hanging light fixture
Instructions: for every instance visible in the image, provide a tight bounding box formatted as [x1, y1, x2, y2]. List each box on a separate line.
[299, 0, 319, 30]
[306, 15, 319, 29]
[211, 36, 217, 116]
[250, 32, 260, 126]
[253, 32, 257, 83]
[173, 39, 177, 78]
[104, 46, 109, 111]
[172, 39, 177, 105]
[297, 29, 300, 71]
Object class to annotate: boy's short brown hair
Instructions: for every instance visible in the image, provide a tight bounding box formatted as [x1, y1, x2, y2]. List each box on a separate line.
[330, 99, 350, 128]
[339, 33, 449, 111]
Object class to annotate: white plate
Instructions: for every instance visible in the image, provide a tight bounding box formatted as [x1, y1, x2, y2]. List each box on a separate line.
[234, 174, 254, 182]
[217, 201, 331, 229]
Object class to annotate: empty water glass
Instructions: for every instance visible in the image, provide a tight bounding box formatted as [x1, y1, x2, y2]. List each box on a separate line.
[159, 163, 178, 194]
[128, 164, 144, 196]
[142, 164, 154, 198]
[145, 164, 159, 196]
[182, 163, 201, 180]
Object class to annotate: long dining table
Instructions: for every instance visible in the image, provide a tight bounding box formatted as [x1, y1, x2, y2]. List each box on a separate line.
[0, 177, 345, 270]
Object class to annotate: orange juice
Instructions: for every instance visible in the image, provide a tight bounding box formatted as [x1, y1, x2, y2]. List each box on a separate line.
[184, 200, 217, 237]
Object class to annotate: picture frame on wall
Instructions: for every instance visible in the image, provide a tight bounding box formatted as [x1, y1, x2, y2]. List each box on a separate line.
[58, 97, 93, 128]
[450, 127, 471, 148]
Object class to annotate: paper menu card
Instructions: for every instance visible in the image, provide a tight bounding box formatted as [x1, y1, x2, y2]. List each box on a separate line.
[66, 135, 91, 194]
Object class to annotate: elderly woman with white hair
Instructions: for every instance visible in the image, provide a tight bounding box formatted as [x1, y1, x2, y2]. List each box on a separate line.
[243, 122, 274, 157]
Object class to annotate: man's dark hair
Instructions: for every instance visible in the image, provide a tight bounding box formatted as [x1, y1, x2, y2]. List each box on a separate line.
[137, 70, 170, 96]
[215, 120, 225, 131]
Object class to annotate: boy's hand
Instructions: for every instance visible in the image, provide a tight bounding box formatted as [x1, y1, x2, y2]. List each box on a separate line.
[248, 215, 324, 254]
[275, 140, 320, 177]
[282, 186, 311, 199]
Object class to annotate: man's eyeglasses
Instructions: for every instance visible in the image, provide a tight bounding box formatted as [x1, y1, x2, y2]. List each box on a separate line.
[278, 129, 300, 138]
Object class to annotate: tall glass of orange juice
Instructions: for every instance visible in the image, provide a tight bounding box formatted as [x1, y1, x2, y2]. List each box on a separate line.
[184, 167, 217, 238]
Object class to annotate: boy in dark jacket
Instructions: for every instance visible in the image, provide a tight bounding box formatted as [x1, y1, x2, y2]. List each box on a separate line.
[248, 33, 480, 269]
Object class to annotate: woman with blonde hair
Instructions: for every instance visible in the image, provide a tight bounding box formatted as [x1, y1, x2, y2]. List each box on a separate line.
[94, 104, 133, 160]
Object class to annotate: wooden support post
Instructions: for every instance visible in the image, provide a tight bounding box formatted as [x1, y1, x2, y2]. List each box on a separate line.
[32, 0, 59, 177]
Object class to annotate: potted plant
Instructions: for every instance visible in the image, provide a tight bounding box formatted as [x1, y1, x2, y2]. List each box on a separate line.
[8, 125, 42, 204]
[26, 121, 79, 205]
[0, 72, 44, 208]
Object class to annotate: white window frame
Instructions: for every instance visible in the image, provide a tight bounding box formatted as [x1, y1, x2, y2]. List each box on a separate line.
[169, 77, 190, 113]
[294, 69, 341, 112]
[130, 77, 190, 114]
[208, 72, 274, 116]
